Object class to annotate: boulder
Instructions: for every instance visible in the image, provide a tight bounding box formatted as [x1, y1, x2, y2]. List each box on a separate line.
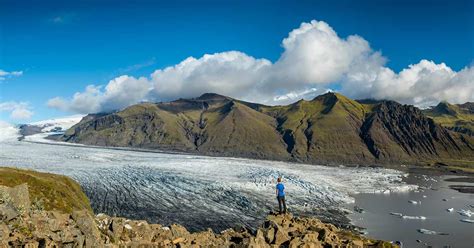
[265, 227, 275, 243]
[0, 184, 31, 210]
[0, 223, 10, 242]
[273, 227, 290, 245]
[0, 204, 19, 221]
[170, 223, 190, 237]
[71, 210, 102, 247]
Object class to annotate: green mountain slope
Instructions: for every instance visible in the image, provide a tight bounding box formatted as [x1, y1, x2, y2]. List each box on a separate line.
[423, 102, 474, 136]
[261, 93, 374, 164]
[62, 93, 474, 167]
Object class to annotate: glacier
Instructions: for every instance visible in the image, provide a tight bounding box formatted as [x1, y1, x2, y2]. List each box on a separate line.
[0, 123, 417, 231]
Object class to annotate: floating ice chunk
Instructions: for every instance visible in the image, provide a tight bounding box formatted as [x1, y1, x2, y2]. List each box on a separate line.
[460, 219, 474, 223]
[408, 200, 420, 205]
[417, 229, 448, 235]
[390, 212, 403, 217]
[402, 215, 426, 220]
[422, 195, 427, 198]
[457, 209, 473, 217]
[354, 206, 365, 213]
[447, 208, 454, 212]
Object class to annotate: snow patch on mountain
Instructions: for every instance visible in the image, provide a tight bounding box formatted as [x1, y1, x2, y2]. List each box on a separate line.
[28, 115, 84, 132]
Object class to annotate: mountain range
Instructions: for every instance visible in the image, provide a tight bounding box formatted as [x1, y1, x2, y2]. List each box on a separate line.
[61, 92, 474, 167]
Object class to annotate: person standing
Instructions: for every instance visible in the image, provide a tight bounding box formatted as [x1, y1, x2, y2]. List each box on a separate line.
[276, 177, 287, 214]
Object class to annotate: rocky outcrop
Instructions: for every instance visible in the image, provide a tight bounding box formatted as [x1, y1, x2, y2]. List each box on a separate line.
[1, 183, 395, 248]
[360, 101, 467, 162]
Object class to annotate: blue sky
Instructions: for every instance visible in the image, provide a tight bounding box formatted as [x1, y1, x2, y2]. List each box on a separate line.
[1, 0, 473, 123]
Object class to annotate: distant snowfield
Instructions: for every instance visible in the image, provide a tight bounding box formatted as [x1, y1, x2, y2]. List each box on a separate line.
[28, 114, 84, 132]
[0, 120, 417, 231]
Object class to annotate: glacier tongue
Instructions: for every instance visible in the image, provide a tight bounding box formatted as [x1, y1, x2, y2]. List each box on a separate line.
[0, 138, 417, 231]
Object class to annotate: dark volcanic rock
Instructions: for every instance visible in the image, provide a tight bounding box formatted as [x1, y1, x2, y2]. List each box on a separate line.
[360, 101, 466, 162]
[18, 124, 43, 136]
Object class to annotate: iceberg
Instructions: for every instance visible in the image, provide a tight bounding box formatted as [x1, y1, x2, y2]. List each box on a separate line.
[417, 229, 448, 235]
[354, 206, 365, 213]
[402, 215, 426, 220]
[457, 209, 473, 217]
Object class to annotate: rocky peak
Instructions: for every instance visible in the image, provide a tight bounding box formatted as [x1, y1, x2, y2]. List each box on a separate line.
[361, 100, 462, 159]
[312, 92, 338, 103]
[458, 102, 474, 114]
[431, 101, 458, 116]
[196, 93, 230, 101]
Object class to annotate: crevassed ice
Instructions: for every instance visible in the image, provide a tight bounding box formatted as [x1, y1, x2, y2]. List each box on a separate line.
[0, 135, 417, 231]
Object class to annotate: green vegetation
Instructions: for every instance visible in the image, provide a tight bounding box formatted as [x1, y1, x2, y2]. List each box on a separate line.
[61, 92, 474, 167]
[0, 167, 92, 214]
[423, 102, 474, 135]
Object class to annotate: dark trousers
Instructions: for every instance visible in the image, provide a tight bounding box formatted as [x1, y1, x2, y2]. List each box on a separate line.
[277, 196, 287, 214]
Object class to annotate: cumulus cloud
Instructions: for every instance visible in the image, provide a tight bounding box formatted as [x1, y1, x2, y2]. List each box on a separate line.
[271, 21, 385, 87]
[0, 102, 33, 120]
[150, 51, 271, 102]
[342, 60, 474, 107]
[0, 69, 23, 81]
[47, 76, 151, 113]
[47, 20, 474, 114]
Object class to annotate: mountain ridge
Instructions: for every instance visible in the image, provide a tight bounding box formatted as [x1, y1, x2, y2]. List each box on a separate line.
[423, 101, 474, 136]
[61, 93, 474, 167]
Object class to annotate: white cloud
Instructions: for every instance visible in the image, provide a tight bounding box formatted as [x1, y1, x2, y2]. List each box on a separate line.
[0, 102, 33, 120]
[273, 88, 332, 105]
[271, 21, 385, 87]
[0, 121, 20, 142]
[0, 69, 23, 81]
[150, 51, 271, 102]
[47, 20, 474, 114]
[342, 59, 474, 107]
[47, 76, 151, 113]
